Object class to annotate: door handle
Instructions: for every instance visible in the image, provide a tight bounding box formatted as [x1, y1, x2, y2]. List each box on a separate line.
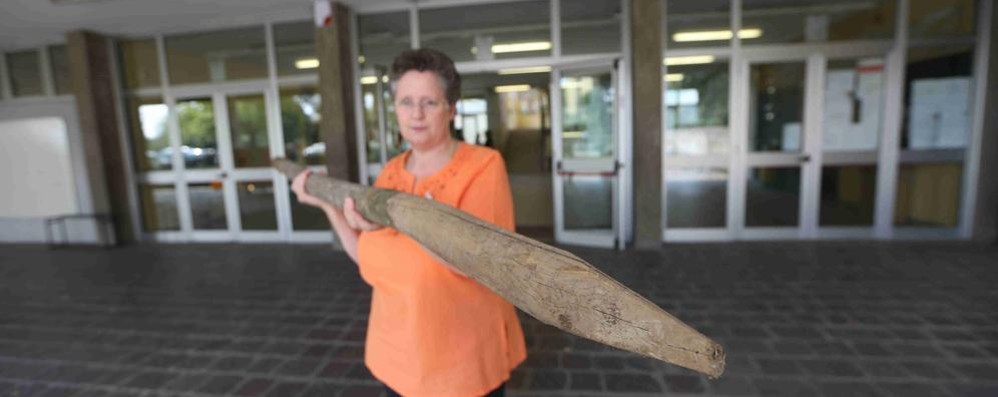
[799, 154, 811, 163]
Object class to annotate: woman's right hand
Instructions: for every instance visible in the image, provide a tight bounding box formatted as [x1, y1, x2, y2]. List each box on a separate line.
[291, 169, 382, 232]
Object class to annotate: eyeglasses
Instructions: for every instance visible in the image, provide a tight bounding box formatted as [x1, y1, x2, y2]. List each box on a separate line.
[395, 98, 448, 113]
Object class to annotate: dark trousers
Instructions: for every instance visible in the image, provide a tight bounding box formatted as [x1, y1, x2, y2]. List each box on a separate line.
[385, 382, 505, 397]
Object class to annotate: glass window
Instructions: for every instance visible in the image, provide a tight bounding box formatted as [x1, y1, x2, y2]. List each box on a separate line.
[749, 62, 806, 153]
[280, 86, 323, 165]
[6, 50, 44, 97]
[176, 98, 218, 169]
[562, 0, 622, 55]
[823, 58, 885, 152]
[126, 96, 171, 172]
[358, 12, 411, 69]
[48, 45, 72, 95]
[166, 26, 268, 85]
[664, 61, 729, 155]
[275, 21, 316, 77]
[290, 190, 329, 231]
[666, 168, 727, 228]
[118, 38, 161, 89]
[827, 0, 896, 41]
[189, 182, 227, 229]
[820, 165, 877, 226]
[228, 94, 270, 168]
[560, 72, 614, 159]
[238, 181, 277, 230]
[909, 0, 976, 39]
[420, 1, 551, 63]
[665, 0, 731, 50]
[902, 45, 974, 150]
[894, 163, 962, 227]
[563, 176, 612, 230]
[139, 184, 180, 231]
[746, 167, 801, 227]
[742, 0, 896, 44]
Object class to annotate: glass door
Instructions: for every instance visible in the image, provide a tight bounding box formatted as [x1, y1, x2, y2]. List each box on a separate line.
[552, 62, 620, 248]
[359, 68, 405, 184]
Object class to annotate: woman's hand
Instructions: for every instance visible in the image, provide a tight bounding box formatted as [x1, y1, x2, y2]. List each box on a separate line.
[343, 197, 382, 232]
[291, 169, 382, 232]
[291, 169, 334, 211]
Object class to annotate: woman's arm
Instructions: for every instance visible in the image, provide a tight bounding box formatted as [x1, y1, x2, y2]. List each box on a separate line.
[291, 170, 381, 264]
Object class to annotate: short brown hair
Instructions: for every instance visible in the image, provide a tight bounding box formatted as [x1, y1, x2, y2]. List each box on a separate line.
[390, 48, 461, 105]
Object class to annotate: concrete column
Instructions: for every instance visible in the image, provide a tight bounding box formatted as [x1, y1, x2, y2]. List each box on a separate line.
[66, 31, 133, 244]
[972, 4, 998, 243]
[630, 0, 663, 248]
[317, 1, 360, 182]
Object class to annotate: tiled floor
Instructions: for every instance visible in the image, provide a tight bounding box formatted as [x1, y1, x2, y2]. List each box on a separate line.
[0, 242, 996, 396]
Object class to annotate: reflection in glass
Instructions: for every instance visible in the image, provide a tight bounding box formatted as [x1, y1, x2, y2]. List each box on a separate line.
[561, 72, 614, 159]
[894, 162, 962, 227]
[665, 0, 730, 50]
[902, 45, 974, 150]
[742, 0, 895, 44]
[358, 12, 411, 68]
[166, 27, 267, 85]
[274, 21, 316, 77]
[362, 74, 404, 166]
[749, 62, 805, 152]
[189, 183, 226, 230]
[281, 87, 323, 165]
[6, 50, 43, 97]
[824, 59, 885, 152]
[909, 0, 976, 39]
[563, 176, 612, 230]
[48, 45, 72, 95]
[228, 94, 269, 168]
[290, 190, 329, 231]
[177, 98, 218, 169]
[456, 98, 489, 145]
[127, 97, 171, 171]
[562, 0, 621, 55]
[118, 38, 160, 89]
[666, 168, 727, 228]
[664, 62, 729, 155]
[746, 167, 800, 227]
[139, 184, 179, 231]
[420, 1, 551, 63]
[820, 166, 876, 226]
[238, 181, 277, 230]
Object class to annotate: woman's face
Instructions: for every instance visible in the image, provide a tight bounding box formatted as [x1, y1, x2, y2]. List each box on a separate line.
[394, 70, 456, 150]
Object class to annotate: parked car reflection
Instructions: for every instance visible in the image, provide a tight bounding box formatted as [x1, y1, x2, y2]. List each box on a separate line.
[147, 145, 218, 168]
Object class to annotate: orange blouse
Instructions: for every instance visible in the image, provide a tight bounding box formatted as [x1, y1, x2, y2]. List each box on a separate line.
[356, 142, 527, 397]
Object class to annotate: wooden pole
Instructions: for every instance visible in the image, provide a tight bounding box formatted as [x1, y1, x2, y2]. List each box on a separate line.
[275, 159, 725, 378]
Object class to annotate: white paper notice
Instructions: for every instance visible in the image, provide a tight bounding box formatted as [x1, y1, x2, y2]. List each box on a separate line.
[909, 77, 970, 149]
[783, 122, 801, 152]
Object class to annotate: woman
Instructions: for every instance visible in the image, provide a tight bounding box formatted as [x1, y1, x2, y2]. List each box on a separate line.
[291, 49, 527, 397]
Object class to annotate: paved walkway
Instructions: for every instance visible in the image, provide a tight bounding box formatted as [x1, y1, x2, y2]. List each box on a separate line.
[0, 242, 996, 396]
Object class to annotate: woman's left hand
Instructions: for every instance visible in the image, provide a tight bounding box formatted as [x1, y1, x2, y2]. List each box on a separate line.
[343, 197, 383, 232]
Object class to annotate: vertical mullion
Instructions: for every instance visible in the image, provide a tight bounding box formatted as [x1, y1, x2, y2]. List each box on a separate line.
[801, 53, 826, 237]
[38, 46, 55, 97]
[874, 0, 908, 239]
[551, 68, 564, 242]
[351, 9, 370, 185]
[214, 92, 241, 235]
[728, 0, 744, 239]
[959, 0, 993, 238]
[660, 0, 669, 240]
[551, 0, 561, 58]
[157, 34, 193, 237]
[265, 22, 292, 240]
[0, 51, 11, 100]
[410, 5, 420, 50]
[622, 0, 634, 244]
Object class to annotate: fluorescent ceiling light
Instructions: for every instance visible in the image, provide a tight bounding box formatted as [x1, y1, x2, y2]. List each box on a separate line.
[664, 55, 716, 66]
[491, 41, 552, 54]
[360, 76, 379, 85]
[498, 66, 552, 75]
[295, 58, 320, 69]
[562, 131, 585, 139]
[673, 28, 763, 42]
[495, 84, 531, 93]
[664, 73, 684, 82]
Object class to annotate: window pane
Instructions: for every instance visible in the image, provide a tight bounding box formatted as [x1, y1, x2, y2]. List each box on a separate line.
[139, 184, 179, 231]
[664, 61, 729, 155]
[275, 21, 316, 77]
[290, 190, 329, 230]
[742, 0, 895, 44]
[562, 0, 621, 55]
[561, 72, 614, 159]
[358, 12, 410, 68]
[189, 183, 226, 229]
[666, 0, 730, 49]
[827, 0, 896, 41]
[420, 1, 551, 63]
[746, 167, 800, 227]
[894, 162, 962, 227]
[228, 94, 270, 168]
[177, 98, 218, 169]
[824, 58, 885, 152]
[280, 86, 323, 165]
[820, 165, 876, 226]
[118, 38, 161, 89]
[666, 168, 727, 228]
[166, 26, 267, 85]
[238, 181, 277, 230]
[127, 97, 171, 172]
[563, 176, 612, 230]
[48, 45, 72, 95]
[6, 50, 43, 97]
[909, 0, 976, 39]
[749, 62, 805, 153]
[902, 45, 974, 150]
